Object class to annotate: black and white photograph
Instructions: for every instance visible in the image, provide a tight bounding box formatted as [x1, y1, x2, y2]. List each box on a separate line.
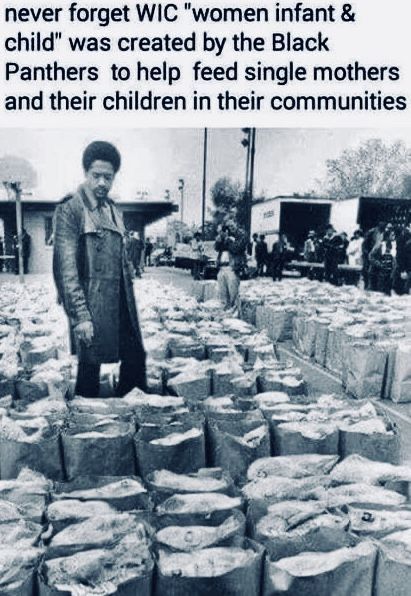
[0, 127, 410, 595]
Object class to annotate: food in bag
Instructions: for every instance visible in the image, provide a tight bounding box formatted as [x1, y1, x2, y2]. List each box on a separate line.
[46, 499, 117, 533]
[255, 510, 353, 561]
[247, 454, 339, 481]
[0, 546, 42, 596]
[0, 416, 64, 480]
[346, 505, 411, 538]
[53, 476, 149, 511]
[243, 475, 332, 504]
[62, 419, 136, 479]
[155, 511, 245, 551]
[330, 454, 411, 486]
[263, 541, 377, 596]
[273, 421, 339, 456]
[146, 468, 234, 504]
[46, 512, 148, 558]
[41, 533, 154, 596]
[155, 539, 263, 596]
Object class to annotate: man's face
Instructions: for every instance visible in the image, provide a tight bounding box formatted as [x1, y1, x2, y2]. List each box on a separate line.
[85, 160, 115, 200]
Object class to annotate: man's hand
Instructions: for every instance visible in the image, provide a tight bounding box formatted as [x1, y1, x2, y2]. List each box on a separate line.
[74, 321, 94, 347]
[401, 271, 408, 281]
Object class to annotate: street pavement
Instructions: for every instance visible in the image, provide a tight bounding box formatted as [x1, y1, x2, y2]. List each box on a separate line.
[148, 266, 411, 463]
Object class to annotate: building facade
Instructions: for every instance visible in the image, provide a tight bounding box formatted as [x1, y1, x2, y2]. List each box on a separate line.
[0, 199, 178, 274]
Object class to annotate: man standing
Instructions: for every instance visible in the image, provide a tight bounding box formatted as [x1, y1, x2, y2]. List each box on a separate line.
[145, 237, 153, 266]
[271, 233, 288, 281]
[362, 221, 386, 289]
[323, 225, 343, 285]
[215, 223, 247, 311]
[255, 234, 268, 276]
[53, 141, 146, 397]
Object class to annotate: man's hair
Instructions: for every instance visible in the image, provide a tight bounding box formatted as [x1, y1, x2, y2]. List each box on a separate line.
[82, 141, 121, 173]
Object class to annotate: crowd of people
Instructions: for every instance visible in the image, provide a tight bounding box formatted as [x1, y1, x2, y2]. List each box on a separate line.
[244, 222, 411, 297]
[212, 219, 411, 312]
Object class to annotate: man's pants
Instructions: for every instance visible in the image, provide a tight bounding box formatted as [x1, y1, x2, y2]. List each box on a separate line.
[75, 285, 147, 398]
[217, 267, 240, 309]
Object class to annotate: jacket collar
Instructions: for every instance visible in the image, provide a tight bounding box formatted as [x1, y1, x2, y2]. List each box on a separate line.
[79, 184, 114, 211]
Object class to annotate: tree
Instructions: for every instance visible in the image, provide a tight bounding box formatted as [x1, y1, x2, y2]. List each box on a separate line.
[0, 155, 37, 194]
[318, 139, 411, 198]
[210, 177, 246, 232]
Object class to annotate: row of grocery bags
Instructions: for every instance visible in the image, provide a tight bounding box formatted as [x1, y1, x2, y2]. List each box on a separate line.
[236, 278, 411, 402]
[0, 276, 409, 594]
[2, 451, 411, 596]
[0, 384, 403, 482]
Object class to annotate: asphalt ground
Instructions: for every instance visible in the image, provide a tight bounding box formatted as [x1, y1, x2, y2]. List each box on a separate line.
[147, 266, 411, 464]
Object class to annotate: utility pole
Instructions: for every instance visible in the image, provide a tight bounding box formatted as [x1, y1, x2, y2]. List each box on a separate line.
[241, 128, 256, 239]
[178, 178, 185, 223]
[201, 128, 208, 240]
[248, 128, 257, 238]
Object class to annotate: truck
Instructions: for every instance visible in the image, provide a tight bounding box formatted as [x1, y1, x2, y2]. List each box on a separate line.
[251, 195, 410, 254]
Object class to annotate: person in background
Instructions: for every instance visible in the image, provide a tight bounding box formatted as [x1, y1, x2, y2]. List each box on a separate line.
[347, 230, 363, 267]
[127, 231, 142, 278]
[255, 234, 268, 276]
[215, 223, 247, 311]
[248, 233, 258, 259]
[362, 221, 386, 289]
[339, 232, 349, 264]
[53, 140, 146, 397]
[368, 226, 397, 296]
[323, 225, 343, 285]
[191, 231, 204, 280]
[271, 233, 287, 282]
[303, 231, 317, 262]
[145, 237, 153, 266]
[395, 222, 411, 295]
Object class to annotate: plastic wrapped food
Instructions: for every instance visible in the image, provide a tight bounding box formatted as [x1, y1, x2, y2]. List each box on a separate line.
[53, 476, 149, 512]
[330, 454, 411, 485]
[47, 513, 147, 558]
[248, 455, 339, 481]
[156, 492, 242, 528]
[47, 499, 117, 533]
[264, 541, 377, 596]
[155, 511, 245, 551]
[41, 534, 153, 596]
[256, 510, 353, 561]
[146, 469, 234, 504]
[0, 468, 51, 521]
[319, 483, 407, 508]
[0, 416, 64, 480]
[156, 539, 263, 596]
[346, 505, 411, 538]
[0, 546, 42, 595]
[243, 475, 332, 504]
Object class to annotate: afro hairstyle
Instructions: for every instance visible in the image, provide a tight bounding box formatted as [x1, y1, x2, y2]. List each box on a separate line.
[82, 141, 121, 173]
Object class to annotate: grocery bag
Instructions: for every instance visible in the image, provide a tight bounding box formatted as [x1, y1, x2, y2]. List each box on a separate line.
[263, 541, 377, 596]
[339, 416, 401, 464]
[134, 419, 206, 480]
[62, 420, 136, 480]
[273, 422, 339, 456]
[154, 538, 264, 596]
[208, 418, 270, 485]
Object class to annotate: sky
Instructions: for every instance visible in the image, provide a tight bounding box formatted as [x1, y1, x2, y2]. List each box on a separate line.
[0, 127, 410, 234]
